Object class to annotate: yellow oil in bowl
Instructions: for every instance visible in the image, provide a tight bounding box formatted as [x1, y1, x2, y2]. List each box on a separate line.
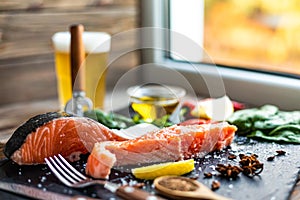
[127, 84, 186, 122]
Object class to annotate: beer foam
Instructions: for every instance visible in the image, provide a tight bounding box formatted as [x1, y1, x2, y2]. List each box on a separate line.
[52, 32, 111, 53]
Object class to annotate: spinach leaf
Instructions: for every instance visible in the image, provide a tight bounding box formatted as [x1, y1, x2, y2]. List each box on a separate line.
[228, 105, 300, 143]
[84, 109, 134, 129]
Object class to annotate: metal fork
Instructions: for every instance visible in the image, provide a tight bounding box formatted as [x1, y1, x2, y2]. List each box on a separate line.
[44, 154, 166, 200]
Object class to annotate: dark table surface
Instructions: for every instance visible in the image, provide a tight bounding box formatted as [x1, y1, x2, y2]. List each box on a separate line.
[0, 99, 300, 200]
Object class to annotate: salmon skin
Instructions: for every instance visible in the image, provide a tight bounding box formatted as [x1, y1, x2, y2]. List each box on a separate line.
[86, 122, 237, 179]
[4, 112, 126, 165]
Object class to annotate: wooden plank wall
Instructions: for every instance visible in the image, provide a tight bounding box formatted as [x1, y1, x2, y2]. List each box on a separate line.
[0, 0, 139, 106]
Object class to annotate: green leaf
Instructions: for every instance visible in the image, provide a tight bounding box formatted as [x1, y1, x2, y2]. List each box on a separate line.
[84, 109, 134, 129]
[228, 105, 300, 143]
[248, 125, 300, 143]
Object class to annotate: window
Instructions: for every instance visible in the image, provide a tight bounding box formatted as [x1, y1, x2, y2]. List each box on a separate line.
[169, 0, 300, 75]
[203, 0, 300, 76]
[139, 0, 300, 110]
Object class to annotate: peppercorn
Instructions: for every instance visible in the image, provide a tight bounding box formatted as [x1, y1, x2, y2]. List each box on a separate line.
[228, 154, 237, 160]
[276, 150, 286, 156]
[211, 180, 221, 191]
[204, 172, 213, 178]
[267, 156, 275, 161]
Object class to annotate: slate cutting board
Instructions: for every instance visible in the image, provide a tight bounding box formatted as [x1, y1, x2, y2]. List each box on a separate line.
[0, 137, 299, 200]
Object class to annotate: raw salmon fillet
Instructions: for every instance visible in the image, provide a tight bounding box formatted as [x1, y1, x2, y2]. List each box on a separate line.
[86, 122, 237, 179]
[4, 112, 126, 165]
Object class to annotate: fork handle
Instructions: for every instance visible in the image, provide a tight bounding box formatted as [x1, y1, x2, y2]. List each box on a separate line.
[116, 186, 166, 200]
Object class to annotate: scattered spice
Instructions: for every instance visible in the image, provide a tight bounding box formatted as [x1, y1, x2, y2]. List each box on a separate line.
[204, 172, 213, 178]
[215, 164, 243, 179]
[267, 156, 275, 161]
[188, 173, 200, 180]
[239, 154, 264, 177]
[266, 150, 286, 161]
[228, 154, 237, 160]
[276, 150, 286, 156]
[211, 180, 220, 191]
[214, 153, 264, 179]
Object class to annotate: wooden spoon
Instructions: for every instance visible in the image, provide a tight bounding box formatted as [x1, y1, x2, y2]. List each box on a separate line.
[154, 176, 232, 200]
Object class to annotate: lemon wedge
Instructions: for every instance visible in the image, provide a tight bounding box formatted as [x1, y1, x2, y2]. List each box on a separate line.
[131, 159, 195, 180]
[191, 95, 234, 121]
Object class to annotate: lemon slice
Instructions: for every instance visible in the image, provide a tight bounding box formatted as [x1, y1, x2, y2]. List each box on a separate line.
[191, 95, 234, 121]
[131, 159, 195, 180]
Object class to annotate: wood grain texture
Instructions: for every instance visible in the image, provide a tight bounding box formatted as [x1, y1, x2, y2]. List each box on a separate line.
[0, 0, 139, 105]
[0, 6, 137, 59]
[290, 176, 300, 200]
[0, 0, 134, 11]
[0, 54, 57, 104]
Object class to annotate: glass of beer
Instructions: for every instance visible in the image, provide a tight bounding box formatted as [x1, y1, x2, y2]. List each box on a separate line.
[52, 31, 111, 110]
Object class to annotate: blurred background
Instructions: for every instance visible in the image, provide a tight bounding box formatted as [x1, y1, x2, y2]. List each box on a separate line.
[204, 0, 300, 75]
[1, 0, 300, 106]
[0, 0, 139, 106]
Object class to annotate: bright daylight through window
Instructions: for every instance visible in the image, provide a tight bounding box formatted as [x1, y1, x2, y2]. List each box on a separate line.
[147, 0, 299, 110]
[172, 0, 300, 76]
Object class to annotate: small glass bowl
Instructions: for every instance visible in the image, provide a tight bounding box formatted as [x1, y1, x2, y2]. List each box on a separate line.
[127, 84, 186, 122]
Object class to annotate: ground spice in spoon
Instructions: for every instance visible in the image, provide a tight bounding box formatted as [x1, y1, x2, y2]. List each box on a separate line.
[157, 177, 198, 192]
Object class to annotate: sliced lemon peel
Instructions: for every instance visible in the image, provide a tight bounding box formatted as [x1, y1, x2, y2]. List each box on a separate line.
[131, 159, 195, 180]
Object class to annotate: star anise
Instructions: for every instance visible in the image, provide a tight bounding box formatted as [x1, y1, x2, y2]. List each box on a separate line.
[239, 154, 264, 177]
[215, 164, 243, 179]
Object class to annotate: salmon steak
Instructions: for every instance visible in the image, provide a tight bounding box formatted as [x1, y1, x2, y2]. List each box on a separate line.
[86, 122, 237, 179]
[4, 112, 126, 165]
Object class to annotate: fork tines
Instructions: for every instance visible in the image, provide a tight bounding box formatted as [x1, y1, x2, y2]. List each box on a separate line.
[44, 154, 87, 187]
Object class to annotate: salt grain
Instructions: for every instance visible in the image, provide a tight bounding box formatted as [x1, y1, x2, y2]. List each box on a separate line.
[120, 178, 128, 185]
[205, 155, 212, 159]
[40, 176, 47, 182]
[209, 165, 215, 170]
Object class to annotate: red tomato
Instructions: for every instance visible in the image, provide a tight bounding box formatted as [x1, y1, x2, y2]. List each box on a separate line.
[232, 101, 246, 111]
